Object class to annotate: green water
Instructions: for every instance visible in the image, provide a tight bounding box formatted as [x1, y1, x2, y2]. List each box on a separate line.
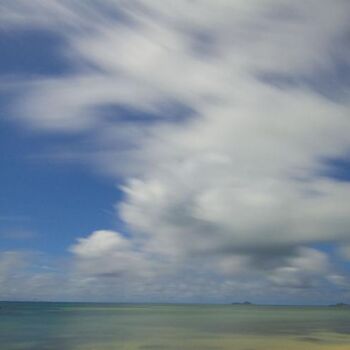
[1, 302, 350, 350]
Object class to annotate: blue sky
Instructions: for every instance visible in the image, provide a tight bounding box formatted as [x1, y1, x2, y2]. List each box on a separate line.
[1, 0, 350, 304]
[0, 28, 126, 254]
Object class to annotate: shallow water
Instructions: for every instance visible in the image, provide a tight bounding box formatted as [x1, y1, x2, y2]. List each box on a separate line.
[1, 302, 350, 349]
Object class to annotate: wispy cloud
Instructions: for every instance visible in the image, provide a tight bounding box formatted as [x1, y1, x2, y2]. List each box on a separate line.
[0, 228, 37, 240]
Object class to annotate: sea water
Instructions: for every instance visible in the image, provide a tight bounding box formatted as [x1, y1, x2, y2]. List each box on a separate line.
[1, 302, 350, 349]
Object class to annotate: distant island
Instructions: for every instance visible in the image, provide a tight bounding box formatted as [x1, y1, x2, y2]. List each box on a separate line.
[231, 301, 254, 305]
[329, 303, 350, 308]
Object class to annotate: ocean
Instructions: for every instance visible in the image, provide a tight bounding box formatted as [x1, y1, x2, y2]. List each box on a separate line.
[1, 302, 350, 349]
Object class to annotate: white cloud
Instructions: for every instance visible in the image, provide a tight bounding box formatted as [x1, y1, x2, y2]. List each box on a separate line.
[70, 230, 130, 258]
[2, 0, 350, 301]
[69, 230, 152, 278]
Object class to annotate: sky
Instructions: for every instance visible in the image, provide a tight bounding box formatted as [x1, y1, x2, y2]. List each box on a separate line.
[1, 0, 350, 304]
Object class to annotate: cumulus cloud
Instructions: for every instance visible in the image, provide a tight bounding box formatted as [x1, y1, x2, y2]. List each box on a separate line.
[1, 0, 350, 301]
[71, 230, 130, 258]
[268, 248, 329, 289]
[69, 230, 154, 278]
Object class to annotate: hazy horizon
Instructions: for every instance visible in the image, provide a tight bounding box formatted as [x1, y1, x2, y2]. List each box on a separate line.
[1, 300, 348, 306]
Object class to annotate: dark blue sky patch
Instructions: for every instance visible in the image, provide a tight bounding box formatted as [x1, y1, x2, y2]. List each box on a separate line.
[262, 2, 304, 22]
[256, 57, 350, 102]
[0, 29, 72, 77]
[311, 242, 337, 255]
[187, 28, 219, 58]
[305, 57, 350, 101]
[0, 118, 124, 255]
[95, 104, 165, 124]
[94, 101, 196, 125]
[0, 159, 122, 255]
[256, 72, 299, 89]
[319, 157, 350, 182]
[90, 0, 136, 26]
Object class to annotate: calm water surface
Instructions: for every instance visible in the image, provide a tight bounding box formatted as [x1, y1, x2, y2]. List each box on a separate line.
[1, 302, 350, 350]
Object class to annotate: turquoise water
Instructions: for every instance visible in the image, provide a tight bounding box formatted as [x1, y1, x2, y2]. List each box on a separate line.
[1, 302, 350, 350]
